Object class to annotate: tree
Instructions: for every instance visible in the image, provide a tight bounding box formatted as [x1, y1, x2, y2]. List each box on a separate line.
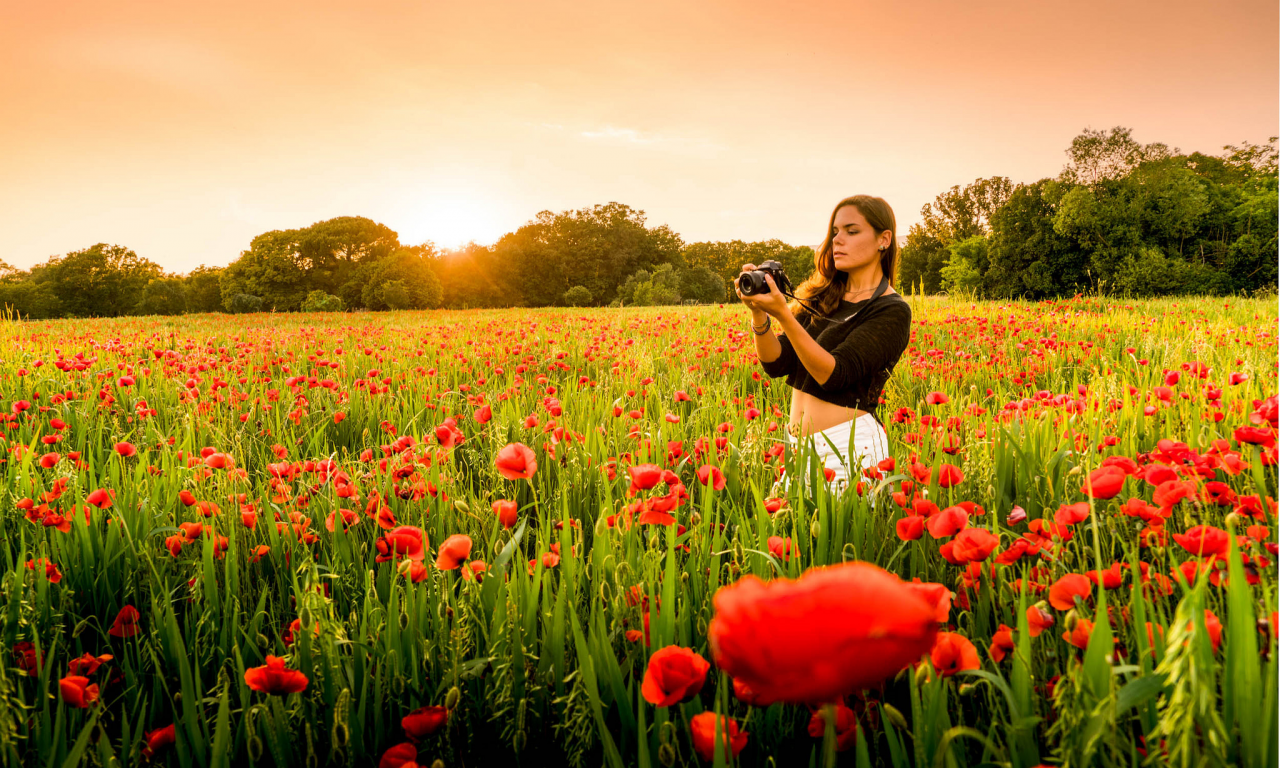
[29, 244, 162, 317]
[300, 291, 344, 312]
[985, 179, 1082, 299]
[1059, 126, 1176, 187]
[563, 285, 593, 307]
[137, 277, 188, 315]
[228, 293, 263, 314]
[677, 265, 727, 304]
[356, 248, 443, 310]
[219, 230, 310, 311]
[0, 280, 63, 319]
[185, 266, 225, 313]
[939, 236, 988, 296]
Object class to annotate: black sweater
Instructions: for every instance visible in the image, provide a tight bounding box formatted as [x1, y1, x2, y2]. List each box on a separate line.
[758, 294, 912, 427]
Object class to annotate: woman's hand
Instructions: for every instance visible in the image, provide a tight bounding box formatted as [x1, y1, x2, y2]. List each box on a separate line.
[734, 264, 791, 319]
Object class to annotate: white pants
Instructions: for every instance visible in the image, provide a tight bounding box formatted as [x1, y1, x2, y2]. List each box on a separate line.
[781, 413, 890, 497]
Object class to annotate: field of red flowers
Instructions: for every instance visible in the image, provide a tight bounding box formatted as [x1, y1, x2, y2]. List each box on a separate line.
[0, 294, 1276, 768]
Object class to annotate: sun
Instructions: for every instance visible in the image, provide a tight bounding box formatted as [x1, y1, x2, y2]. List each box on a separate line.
[393, 187, 505, 251]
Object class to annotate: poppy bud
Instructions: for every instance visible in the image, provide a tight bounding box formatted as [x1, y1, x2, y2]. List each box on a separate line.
[432, 762, 444, 768]
[690, 512, 701, 526]
[594, 516, 609, 537]
[300, 607, 313, 628]
[810, 520, 821, 538]
[512, 731, 527, 751]
[882, 703, 908, 731]
[915, 663, 932, 685]
[445, 686, 461, 710]
[454, 499, 470, 514]
[660, 722, 677, 746]
[248, 737, 264, 762]
[399, 612, 409, 630]
[392, 675, 405, 695]
[658, 744, 676, 767]
[174, 691, 182, 704]
[648, 534, 660, 549]
[257, 633, 269, 649]
[959, 682, 977, 695]
[1067, 466, 1082, 476]
[681, 571, 689, 584]
[1064, 609, 1079, 632]
[1225, 512, 1242, 529]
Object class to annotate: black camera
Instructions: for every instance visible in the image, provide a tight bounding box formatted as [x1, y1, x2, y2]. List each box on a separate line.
[737, 260, 792, 296]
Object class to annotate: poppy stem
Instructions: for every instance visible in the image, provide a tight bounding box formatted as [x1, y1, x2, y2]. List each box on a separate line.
[822, 702, 838, 767]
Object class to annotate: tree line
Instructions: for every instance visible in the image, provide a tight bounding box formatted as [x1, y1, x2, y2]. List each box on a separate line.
[900, 128, 1277, 299]
[1, 127, 1273, 318]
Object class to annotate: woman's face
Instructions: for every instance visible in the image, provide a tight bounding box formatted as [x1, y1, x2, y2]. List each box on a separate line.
[830, 206, 890, 274]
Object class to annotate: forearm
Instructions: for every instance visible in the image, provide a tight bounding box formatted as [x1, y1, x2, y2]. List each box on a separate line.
[775, 313, 836, 385]
[751, 311, 782, 363]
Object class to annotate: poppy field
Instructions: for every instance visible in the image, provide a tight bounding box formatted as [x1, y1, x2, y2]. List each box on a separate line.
[0, 294, 1277, 768]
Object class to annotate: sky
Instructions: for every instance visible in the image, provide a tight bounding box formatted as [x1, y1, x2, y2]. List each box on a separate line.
[1, 0, 1276, 274]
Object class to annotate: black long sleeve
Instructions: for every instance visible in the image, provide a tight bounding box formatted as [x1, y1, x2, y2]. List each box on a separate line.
[754, 295, 912, 418]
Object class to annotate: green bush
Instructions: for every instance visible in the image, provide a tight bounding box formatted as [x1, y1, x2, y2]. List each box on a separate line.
[228, 293, 263, 314]
[562, 285, 593, 307]
[301, 291, 345, 312]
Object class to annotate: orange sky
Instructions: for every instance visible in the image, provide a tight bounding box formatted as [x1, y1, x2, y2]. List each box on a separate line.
[2, 0, 1276, 274]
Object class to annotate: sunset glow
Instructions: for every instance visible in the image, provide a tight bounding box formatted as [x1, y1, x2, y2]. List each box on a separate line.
[1, 0, 1275, 272]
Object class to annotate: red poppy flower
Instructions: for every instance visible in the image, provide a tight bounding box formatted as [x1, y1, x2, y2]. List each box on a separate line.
[950, 528, 998, 563]
[108, 605, 141, 638]
[731, 676, 772, 707]
[641, 645, 710, 707]
[1063, 619, 1095, 649]
[988, 624, 1015, 662]
[68, 652, 113, 676]
[1047, 574, 1091, 611]
[495, 442, 538, 481]
[379, 742, 419, 768]
[937, 463, 964, 488]
[708, 562, 938, 704]
[690, 713, 748, 762]
[402, 705, 449, 740]
[930, 632, 980, 677]
[1172, 525, 1230, 559]
[896, 515, 924, 541]
[696, 465, 726, 491]
[473, 404, 492, 423]
[382, 526, 428, 562]
[60, 675, 99, 708]
[86, 488, 114, 509]
[627, 464, 664, 495]
[435, 534, 473, 570]
[141, 724, 176, 759]
[1053, 502, 1091, 526]
[244, 655, 309, 695]
[493, 499, 518, 529]
[806, 701, 859, 752]
[926, 506, 969, 539]
[1082, 466, 1126, 499]
[1026, 606, 1054, 638]
[114, 442, 137, 458]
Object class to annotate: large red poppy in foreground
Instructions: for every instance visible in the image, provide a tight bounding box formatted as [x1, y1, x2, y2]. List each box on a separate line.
[708, 561, 938, 705]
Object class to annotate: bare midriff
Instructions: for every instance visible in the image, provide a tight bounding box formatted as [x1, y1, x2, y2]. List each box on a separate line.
[787, 392, 867, 439]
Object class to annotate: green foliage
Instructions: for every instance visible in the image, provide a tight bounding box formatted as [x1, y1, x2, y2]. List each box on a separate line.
[619, 263, 682, 306]
[0, 279, 63, 319]
[137, 277, 189, 316]
[562, 285, 593, 307]
[355, 248, 443, 311]
[300, 290, 344, 312]
[184, 266, 225, 313]
[227, 293, 263, 314]
[680, 239, 814, 300]
[28, 243, 162, 317]
[939, 236, 988, 297]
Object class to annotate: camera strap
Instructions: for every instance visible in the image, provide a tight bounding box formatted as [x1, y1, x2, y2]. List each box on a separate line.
[797, 273, 891, 326]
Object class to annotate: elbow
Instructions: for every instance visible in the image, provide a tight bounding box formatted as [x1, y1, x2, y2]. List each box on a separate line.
[817, 360, 855, 392]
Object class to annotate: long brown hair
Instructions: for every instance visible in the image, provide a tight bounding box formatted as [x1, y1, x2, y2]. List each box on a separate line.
[788, 195, 899, 320]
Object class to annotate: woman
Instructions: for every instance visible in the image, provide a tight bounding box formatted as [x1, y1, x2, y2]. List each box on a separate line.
[736, 195, 912, 497]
